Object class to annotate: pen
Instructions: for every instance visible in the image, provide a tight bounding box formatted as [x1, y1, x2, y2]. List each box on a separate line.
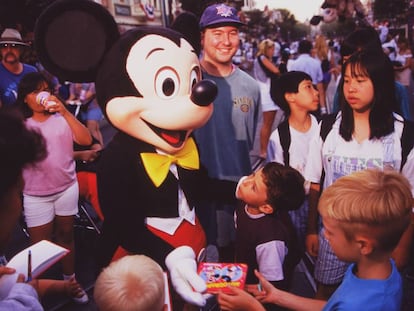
[27, 250, 32, 282]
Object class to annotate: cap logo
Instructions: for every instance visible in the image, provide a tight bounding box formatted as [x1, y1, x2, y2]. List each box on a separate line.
[216, 4, 234, 18]
[199, 3, 243, 29]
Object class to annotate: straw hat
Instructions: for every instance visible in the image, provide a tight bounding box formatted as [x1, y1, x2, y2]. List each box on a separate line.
[0, 28, 29, 47]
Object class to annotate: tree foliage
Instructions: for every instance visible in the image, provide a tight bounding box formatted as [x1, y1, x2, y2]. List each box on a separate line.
[320, 18, 359, 38]
[243, 8, 310, 41]
[373, 0, 408, 25]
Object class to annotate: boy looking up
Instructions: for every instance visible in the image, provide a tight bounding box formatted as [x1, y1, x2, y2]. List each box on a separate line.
[217, 169, 412, 311]
[234, 162, 305, 295]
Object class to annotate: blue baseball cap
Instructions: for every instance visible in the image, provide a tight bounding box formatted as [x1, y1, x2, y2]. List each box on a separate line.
[199, 4, 244, 30]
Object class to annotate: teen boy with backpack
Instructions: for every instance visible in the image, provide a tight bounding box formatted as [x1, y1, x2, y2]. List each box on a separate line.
[267, 71, 319, 252]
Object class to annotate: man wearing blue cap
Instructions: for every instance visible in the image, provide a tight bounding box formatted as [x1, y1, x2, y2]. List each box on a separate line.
[194, 3, 261, 262]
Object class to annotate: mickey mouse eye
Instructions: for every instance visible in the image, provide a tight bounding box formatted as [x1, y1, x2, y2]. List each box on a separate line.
[155, 68, 179, 99]
[190, 68, 200, 90]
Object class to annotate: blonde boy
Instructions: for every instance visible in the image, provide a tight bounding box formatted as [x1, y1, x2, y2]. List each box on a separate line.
[317, 169, 412, 310]
[94, 255, 166, 311]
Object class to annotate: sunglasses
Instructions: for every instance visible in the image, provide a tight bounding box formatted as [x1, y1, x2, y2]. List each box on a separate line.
[0, 43, 20, 48]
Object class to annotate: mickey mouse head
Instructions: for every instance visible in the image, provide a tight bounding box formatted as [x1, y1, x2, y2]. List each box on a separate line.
[35, 0, 217, 153]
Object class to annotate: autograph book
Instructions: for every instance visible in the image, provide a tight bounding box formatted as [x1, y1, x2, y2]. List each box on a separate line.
[0, 240, 69, 299]
[198, 262, 248, 294]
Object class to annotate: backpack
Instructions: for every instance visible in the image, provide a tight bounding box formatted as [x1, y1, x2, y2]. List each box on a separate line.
[278, 113, 414, 170]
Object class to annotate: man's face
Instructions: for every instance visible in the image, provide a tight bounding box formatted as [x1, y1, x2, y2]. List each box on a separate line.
[201, 26, 239, 65]
[0, 43, 22, 65]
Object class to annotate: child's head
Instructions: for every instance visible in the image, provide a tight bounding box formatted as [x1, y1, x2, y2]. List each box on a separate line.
[237, 162, 305, 214]
[318, 169, 412, 260]
[271, 71, 318, 115]
[94, 255, 165, 311]
[16, 71, 54, 118]
[339, 50, 395, 141]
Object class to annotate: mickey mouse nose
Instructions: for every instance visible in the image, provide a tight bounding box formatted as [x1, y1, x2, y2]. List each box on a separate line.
[191, 79, 218, 107]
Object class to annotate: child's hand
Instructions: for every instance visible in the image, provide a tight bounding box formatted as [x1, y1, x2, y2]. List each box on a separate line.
[245, 270, 282, 305]
[45, 95, 67, 116]
[217, 286, 265, 311]
[78, 150, 100, 163]
[0, 267, 25, 282]
[306, 233, 319, 257]
[0, 266, 15, 278]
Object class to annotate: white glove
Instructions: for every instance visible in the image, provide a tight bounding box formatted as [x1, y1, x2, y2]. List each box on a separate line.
[165, 246, 207, 306]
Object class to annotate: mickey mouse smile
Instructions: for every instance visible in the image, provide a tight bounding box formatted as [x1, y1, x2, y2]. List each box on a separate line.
[145, 120, 187, 148]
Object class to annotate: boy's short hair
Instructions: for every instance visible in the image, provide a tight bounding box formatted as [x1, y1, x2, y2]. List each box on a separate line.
[318, 169, 412, 253]
[270, 71, 312, 115]
[94, 255, 165, 311]
[262, 162, 305, 212]
[298, 39, 313, 54]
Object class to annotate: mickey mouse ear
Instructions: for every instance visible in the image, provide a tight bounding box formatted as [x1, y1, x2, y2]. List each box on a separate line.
[35, 0, 119, 82]
[170, 11, 201, 57]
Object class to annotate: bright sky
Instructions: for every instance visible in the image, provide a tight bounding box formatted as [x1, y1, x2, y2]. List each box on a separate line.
[253, 0, 322, 22]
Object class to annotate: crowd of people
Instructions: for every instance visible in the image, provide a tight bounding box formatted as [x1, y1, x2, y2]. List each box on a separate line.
[1, 2, 414, 311]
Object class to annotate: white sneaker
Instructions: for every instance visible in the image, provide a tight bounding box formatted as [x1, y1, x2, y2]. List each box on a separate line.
[72, 288, 89, 304]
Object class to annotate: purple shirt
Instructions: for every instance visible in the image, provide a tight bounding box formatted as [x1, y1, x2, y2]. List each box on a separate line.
[23, 114, 76, 196]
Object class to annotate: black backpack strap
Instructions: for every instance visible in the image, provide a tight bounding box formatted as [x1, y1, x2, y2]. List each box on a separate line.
[319, 113, 338, 189]
[278, 119, 291, 166]
[401, 119, 414, 170]
[320, 113, 338, 142]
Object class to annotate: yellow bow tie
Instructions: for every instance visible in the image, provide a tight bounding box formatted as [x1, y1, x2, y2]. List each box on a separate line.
[140, 137, 200, 187]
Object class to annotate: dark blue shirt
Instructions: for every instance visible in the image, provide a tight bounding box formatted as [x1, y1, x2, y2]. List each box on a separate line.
[0, 62, 37, 107]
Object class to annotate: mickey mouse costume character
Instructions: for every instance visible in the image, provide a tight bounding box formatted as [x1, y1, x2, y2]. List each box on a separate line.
[34, 0, 236, 307]
[310, 0, 367, 25]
